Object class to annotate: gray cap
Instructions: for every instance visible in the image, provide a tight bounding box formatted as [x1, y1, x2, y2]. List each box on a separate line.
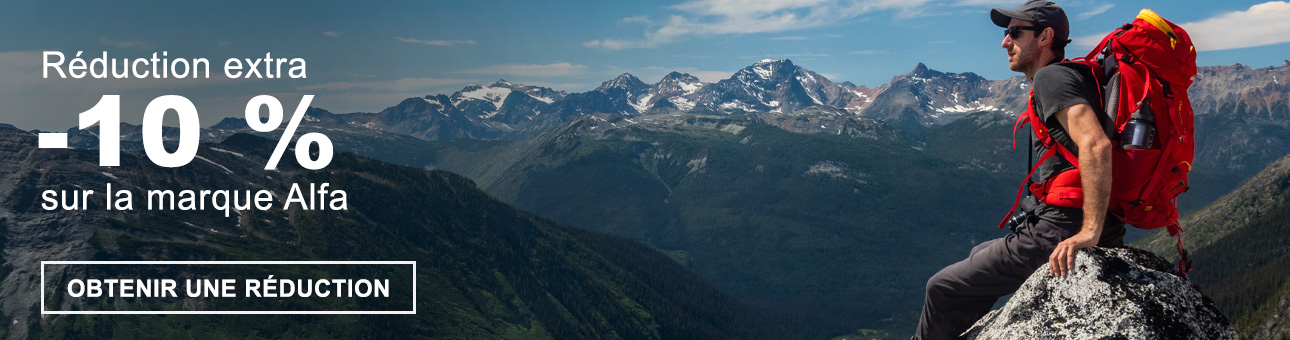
[992, 0, 1070, 46]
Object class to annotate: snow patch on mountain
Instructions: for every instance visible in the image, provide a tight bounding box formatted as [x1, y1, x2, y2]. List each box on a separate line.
[195, 155, 234, 175]
[806, 91, 823, 105]
[532, 95, 556, 104]
[719, 124, 745, 135]
[632, 94, 654, 113]
[936, 102, 999, 114]
[679, 81, 701, 94]
[686, 155, 708, 174]
[720, 101, 751, 111]
[670, 97, 696, 111]
[455, 86, 511, 110]
[210, 148, 246, 158]
[804, 161, 869, 183]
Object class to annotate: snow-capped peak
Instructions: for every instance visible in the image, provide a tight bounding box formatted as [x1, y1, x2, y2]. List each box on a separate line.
[596, 73, 648, 93]
[740, 59, 796, 81]
[491, 79, 515, 87]
[656, 72, 704, 95]
[660, 71, 699, 83]
[453, 83, 513, 110]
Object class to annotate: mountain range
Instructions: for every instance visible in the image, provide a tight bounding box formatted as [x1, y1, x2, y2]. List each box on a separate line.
[209, 59, 1289, 194]
[21, 58, 1290, 338]
[58, 58, 1290, 190]
[337, 59, 1029, 138]
[148, 58, 1275, 216]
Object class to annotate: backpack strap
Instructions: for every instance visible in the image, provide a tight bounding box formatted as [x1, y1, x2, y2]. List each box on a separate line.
[1001, 93, 1040, 229]
[998, 146, 1059, 229]
[1176, 229, 1192, 280]
[1001, 84, 1089, 226]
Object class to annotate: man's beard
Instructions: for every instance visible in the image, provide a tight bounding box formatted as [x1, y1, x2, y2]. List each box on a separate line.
[1010, 46, 1034, 73]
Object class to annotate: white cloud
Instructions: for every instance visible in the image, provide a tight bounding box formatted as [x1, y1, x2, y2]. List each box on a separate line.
[1073, 2, 1290, 52]
[1073, 34, 1104, 49]
[395, 37, 478, 47]
[296, 78, 473, 92]
[1182, 1, 1290, 51]
[1077, 4, 1114, 20]
[99, 38, 150, 49]
[457, 63, 590, 77]
[584, 38, 653, 50]
[323, 31, 341, 38]
[584, 0, 936, 50]
[621, 16, 652, 24]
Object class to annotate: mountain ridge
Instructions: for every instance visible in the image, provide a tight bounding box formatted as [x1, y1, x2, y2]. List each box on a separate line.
[315, 59, 1027, 141]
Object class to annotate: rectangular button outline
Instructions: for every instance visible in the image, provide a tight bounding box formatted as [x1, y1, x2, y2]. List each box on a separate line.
[41, 261, 416, 315]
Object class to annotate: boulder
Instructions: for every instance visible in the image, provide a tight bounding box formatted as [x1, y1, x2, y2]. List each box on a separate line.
[963, 247, 1236, 339]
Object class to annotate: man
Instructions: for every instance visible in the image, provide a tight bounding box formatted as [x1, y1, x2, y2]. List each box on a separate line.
[912, 1, 1127, 339]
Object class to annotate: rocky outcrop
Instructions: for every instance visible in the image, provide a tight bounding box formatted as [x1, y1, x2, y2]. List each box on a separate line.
[1252, 290, 1290, 340]
[963, 247, 1236, 340]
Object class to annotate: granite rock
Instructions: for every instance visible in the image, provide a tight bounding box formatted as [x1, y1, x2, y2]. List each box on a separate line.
[964, 247, 1236, 340]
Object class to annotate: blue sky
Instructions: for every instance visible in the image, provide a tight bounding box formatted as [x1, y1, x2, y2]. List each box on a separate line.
[3, 0, 1289, 130]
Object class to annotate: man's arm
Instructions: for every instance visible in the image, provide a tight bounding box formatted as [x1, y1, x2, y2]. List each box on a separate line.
[1048, 102, 1113, 277]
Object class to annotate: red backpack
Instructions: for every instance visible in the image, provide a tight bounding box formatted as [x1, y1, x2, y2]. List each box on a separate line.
[1000, 9, 1198, 277]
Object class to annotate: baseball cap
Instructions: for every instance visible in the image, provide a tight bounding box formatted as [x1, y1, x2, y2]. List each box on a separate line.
[991, 0, 1071, 46]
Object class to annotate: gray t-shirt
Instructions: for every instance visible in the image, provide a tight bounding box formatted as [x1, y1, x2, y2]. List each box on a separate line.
[1030, 61, 1105, 184]
[1025, 61, 1123, 228]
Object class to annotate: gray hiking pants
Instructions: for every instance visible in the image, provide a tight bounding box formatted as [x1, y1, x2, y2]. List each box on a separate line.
[913, 206, 1125, 340]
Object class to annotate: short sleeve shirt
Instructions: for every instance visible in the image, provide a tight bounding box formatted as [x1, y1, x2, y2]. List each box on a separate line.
[1026, 60, 1121, 226]
[1030, 61, 1105, 184]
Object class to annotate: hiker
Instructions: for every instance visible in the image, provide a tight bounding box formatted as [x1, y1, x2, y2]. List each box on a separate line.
[912, 1, 1128, 339]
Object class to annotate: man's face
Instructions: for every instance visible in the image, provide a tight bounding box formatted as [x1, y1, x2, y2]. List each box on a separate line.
[1001, 18, 1041, 73]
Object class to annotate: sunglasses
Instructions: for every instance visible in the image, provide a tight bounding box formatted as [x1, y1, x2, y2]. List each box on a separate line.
[1004, 26, 1043, 39]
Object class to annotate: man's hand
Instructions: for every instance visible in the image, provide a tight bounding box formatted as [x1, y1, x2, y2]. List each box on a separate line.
[1051, 102, 1112, 277]
[1049, 230, 1099, 276]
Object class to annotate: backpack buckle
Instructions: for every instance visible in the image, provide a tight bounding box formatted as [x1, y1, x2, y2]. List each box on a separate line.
[1160, 79, 1175, 99]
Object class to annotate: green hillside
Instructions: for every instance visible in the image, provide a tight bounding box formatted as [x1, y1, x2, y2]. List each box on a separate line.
[1136, 153, 1290, 339]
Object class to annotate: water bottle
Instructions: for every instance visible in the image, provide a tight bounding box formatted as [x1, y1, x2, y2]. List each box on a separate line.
[1121, 100, 1156, 150]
